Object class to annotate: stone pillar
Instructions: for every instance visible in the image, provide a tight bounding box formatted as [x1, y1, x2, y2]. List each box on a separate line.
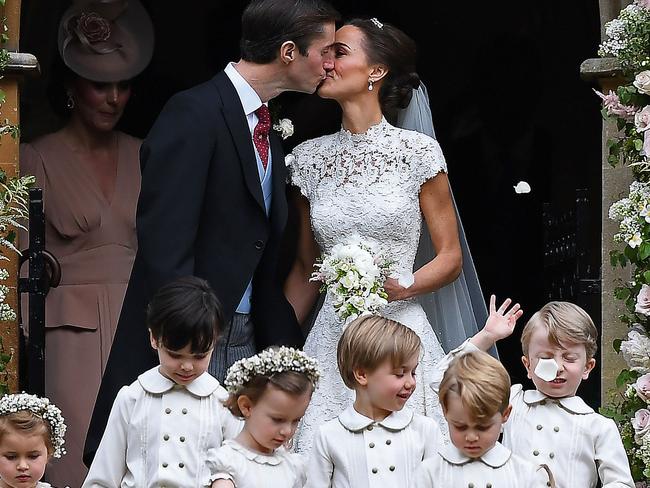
[0, 0, 23, 393]
[581, 55, 631, 401]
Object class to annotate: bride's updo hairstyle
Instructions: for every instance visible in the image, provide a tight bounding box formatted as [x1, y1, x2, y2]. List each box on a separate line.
[346, 18, 420, 121]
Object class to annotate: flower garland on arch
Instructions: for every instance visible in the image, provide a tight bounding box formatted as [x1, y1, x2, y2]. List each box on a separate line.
[597, 1, 650, 482]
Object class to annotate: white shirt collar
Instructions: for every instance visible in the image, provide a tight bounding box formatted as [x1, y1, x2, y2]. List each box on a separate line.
[138, 367, 222, 397]
[224, 62, 264, 117]
[337, 405, 414, 432]
[439, 441, 512, 468]
[223, 439, 287, 466]
[522, 389, 594, 414]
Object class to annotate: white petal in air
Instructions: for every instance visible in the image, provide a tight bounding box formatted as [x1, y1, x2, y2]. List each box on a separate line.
[534, 358, 559, 382]
[514, 181, 532, 194]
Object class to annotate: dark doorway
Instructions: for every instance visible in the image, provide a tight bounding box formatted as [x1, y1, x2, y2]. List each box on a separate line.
[20, 0, 603, 406]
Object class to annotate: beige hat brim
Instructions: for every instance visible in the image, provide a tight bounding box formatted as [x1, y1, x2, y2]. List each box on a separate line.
[58, 0, 154, 82]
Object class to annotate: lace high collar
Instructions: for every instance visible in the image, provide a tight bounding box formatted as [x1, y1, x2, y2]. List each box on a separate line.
[338, 117, 389, 143]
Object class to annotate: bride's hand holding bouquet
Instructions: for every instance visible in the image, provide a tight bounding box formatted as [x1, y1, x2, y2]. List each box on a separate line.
[310, 235, 393, 323]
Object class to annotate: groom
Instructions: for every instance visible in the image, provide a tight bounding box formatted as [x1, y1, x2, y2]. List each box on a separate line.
[84, 0, 338, 464]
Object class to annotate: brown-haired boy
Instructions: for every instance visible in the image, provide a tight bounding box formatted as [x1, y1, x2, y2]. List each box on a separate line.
[449, 297, 634, 488]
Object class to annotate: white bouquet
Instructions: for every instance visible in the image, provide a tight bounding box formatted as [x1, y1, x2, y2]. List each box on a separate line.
[310, 236, 392, 322]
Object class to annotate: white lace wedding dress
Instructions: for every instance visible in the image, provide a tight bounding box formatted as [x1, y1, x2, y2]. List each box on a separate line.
[287, 118, 449, 453]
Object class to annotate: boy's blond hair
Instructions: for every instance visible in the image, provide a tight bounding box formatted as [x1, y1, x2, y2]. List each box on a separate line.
[439, 351, 510, 420]
[520, 301, 598, 359]
[337, 315, 421, 389]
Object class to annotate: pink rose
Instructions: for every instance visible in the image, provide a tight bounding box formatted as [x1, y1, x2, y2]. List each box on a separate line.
[635, 373, 650, 402]
[635, 71, 650, 95]
[644, 131, 650, 157]
[637, 0, 650, 9]
[636, 284, 650, 315]
[636, 106, 650, 133]
[593, 89, 637, 121]
[632, 408, 650, 443]
[76, 12, 111, 43]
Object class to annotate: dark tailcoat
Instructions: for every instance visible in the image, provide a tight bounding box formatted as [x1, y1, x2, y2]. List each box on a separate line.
[83, 71, 301, 464]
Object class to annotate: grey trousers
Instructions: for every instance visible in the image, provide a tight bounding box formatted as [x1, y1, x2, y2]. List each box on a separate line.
[209, 312, 256, 382]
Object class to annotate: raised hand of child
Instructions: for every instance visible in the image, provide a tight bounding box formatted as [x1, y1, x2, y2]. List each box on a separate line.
[471, 295, 523, 351]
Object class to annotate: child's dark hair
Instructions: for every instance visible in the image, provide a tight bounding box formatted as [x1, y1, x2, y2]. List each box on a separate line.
[147, 276, 223, 354]
[0, 411, 54, 455]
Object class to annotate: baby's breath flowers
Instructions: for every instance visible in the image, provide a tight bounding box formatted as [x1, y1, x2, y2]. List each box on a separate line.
[224, 347, 320, 394]
[0, 393, 66, 458]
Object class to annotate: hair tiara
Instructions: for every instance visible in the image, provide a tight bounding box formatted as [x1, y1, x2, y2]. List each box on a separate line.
[224, 346, 320, 394]
[370, 17, 383, 29]
[0, 393, 66, 458]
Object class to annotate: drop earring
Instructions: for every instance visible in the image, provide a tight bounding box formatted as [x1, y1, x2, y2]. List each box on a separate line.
[66, 93, 75, 110]
[368, 79, 374, 91]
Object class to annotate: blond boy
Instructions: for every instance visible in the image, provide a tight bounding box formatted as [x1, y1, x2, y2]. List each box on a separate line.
[416, 351, 552, 487]
[306, 315, 441, 488]
[455, 298, 634, 488]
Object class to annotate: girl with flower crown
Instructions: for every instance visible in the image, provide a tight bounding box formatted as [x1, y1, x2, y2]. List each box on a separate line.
[210, 347, 320, 488]
[0, 393, 66, 488]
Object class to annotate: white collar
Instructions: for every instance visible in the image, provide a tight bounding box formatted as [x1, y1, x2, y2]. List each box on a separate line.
[224, 439, 287, 466]
[224, 62, 264, 117]
[138, 367, 222, 397]
[338, 405, 414, 432]
[439, 441, 511, 468]
[522, 389, 594, 414]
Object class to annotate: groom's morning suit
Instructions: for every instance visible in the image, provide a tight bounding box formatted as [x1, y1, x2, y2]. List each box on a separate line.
[84, 66, 302, 464]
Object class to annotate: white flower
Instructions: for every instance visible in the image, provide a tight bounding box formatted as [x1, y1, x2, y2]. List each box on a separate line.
[340, 271, 359, 290]
[621, 325, 650, 373]
[273, 118, 294, 140]
[636, 106, 650, 133]
[629, 232, 643, 248]
[224, 346, 320, 394]
[635, 71, 650, 95]
[284, 153, 295, 167]
[311, 235, 393, 321]
[349, 295, 366, 310]
[0, 393, 66, 458]
[513, 181, 531, 194]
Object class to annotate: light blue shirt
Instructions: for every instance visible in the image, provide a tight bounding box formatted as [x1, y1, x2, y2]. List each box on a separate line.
[224, 62, 273, 314]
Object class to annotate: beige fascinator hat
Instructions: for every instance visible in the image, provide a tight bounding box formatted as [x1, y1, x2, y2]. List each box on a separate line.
[58, 0, 154, 82]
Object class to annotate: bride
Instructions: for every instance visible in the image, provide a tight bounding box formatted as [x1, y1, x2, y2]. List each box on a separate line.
[285, 17, 486, 452]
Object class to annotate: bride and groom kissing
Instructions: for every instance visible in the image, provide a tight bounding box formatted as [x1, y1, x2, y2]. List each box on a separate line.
[84, 0, 486, 462]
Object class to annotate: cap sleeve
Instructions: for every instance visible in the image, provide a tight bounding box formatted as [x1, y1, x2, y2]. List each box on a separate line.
[286, 140, 317, 200]
[407, 133, 447, 189]
[206, 445, 242, 486]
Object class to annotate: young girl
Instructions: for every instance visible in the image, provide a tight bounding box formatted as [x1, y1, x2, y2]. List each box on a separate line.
[83, 276, 242, 487]
[306, 315, 441, 487]
[416, 351, 553, 487]
[210, 346, 320, 488]
[0, 392, 66, 488]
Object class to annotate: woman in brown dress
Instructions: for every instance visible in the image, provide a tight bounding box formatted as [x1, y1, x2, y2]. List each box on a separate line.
[20, 1, 153, 485]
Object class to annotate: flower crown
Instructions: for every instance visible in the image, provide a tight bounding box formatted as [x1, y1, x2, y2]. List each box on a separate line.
[224, 347, 320, 394]
[0, 393, 66, 458]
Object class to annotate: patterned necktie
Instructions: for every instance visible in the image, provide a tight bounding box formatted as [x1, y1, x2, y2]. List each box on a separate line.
[253, 105, 271, 170]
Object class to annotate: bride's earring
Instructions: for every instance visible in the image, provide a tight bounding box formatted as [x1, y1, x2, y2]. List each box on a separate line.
[368, 79, 374, 91]
[66, 92, 75, 110]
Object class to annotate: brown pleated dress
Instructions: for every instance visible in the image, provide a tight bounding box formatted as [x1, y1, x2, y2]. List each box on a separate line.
[20, 131, 141, 487]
